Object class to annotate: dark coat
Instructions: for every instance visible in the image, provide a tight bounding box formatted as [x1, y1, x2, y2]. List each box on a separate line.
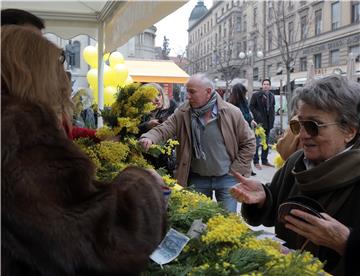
[249, 90, 275, 132]
[138, 99, 178, 135]
[345, 227, 360, 276]
[1, 95, 166, 276]
[242, 146, 360, 275]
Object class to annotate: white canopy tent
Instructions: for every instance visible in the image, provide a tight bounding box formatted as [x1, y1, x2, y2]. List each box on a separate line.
[2, 1, 187, 126]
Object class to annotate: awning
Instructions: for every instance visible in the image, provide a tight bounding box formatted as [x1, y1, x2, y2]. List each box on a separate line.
[2, 1, 186, 52]
[125, 60, 189, 84]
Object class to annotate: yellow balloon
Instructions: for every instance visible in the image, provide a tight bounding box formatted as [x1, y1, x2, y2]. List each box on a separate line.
[86, 69, 98, 88]
[125, 75, 133, 85]
[103, 65, 117, 87]
[83, 46, 98, 68]
[103, 52, 110, 62]
[109, 52, 124, 68]
[113, 63, 128, 87]
[104, 86, 117, 106]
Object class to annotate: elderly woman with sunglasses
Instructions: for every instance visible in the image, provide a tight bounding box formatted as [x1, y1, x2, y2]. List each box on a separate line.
[231, 75, 360, 275]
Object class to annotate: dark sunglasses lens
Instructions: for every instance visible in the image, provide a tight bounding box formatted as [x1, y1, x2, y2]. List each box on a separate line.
[290, 121, 300, 135]
[303, 121, 318, 136]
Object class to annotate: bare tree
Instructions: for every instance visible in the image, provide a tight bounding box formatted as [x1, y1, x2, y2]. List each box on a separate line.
[211, 15, 244, 98]
[264, 1, 313, 111]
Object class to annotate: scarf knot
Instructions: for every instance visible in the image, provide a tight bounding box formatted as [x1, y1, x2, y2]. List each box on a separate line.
[190, 92, 217, 159]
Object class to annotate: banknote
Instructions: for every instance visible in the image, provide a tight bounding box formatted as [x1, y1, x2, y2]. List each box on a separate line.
[187, 219, 207, 239]
[150, 228, 190, 265]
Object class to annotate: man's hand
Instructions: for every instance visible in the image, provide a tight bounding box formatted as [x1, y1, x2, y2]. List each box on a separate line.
[138, 138, 153, 152]
[284, 209, 350, 255]
[229, 171, 266, 207]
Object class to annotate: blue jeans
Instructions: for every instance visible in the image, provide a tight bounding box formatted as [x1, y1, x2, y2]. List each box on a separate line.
[188, 172, 238, 213]
[253, 135, 270, 164]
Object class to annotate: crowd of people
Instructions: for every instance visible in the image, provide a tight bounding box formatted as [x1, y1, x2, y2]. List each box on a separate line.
[2, 8, 360, 276]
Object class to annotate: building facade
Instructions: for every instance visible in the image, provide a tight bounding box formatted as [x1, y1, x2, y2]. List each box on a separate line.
[187, 0, 360, 88]
[46, 27, 158, 92]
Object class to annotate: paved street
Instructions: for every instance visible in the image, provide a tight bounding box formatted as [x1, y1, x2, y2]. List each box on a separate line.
[236, 148, 278, 234]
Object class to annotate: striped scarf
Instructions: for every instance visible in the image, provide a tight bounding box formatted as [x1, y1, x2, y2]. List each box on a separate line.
[190, 92, 217, 159]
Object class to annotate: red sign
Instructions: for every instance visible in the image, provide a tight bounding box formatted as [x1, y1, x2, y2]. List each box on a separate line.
[162, 83, 173, 99]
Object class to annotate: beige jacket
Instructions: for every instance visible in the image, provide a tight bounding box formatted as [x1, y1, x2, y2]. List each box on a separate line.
[141, 94, 256, 186]
[276, 115, 302, 161]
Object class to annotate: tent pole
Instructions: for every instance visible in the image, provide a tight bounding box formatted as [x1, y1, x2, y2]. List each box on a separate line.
[97, 22, 104, 128]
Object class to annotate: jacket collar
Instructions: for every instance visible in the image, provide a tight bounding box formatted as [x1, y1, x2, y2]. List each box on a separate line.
[178, 93, 227, 112]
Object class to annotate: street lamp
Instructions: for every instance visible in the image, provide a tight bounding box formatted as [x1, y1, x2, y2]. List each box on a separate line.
[239, 49, 264, 99]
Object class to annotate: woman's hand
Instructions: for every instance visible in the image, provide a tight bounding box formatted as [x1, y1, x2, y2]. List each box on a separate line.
[229, 171, 266, 207]
[284, 209, 350, 255]
[251, 120, 257, 128]
[148, 119, 161, 128]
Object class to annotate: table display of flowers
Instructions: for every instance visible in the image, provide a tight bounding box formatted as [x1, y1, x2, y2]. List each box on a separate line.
[74, 83, 329, 276]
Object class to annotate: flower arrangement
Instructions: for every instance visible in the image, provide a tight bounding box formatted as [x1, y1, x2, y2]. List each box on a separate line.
[74, 83, 327, 275]
[145, 188, 329, 276]
[101, 83, 159, 136]
[254, 125, 267, 150]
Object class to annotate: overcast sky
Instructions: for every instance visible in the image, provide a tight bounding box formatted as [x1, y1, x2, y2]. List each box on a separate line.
[154, 0, 213, 57]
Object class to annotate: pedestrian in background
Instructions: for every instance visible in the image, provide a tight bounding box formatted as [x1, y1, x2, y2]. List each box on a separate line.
[139, 73, 255, 212]
[138, 82, 177, 134]
[250, 78, 275, 169]
[229, 83, 257, 176]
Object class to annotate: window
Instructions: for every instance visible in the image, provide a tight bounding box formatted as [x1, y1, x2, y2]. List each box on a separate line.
[268, 31, 272, 51]
[237, 42, 242, 56]
[278, 29, 283, 46]
[288, 0, 294, 9]
[315, 9, 322, 36]
[300, 57, 307, 71]
[314, 53, 322, 68]
[301, 15, 307, 40]
[244, 15, 247, 32]
[349, 45, 360, 61]
[352, 1, 360, 23]
[65, 40, 80, 69]
[253, 7, 257, 26]
[253, 36, 258, 51]
[243, 41, 247, 52]
[268, 3, 272, 20]
[236, 16, 242, 32]
[288, 21, 294, 43]
[276, 62, 283, 75]
[253, 67, 259, 80]
[330, 49, 340, 65]
[331, 2, 340, 30]
[267, 64, 272, 76]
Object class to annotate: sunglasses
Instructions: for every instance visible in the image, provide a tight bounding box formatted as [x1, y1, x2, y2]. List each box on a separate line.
[289, 120, 338, 136]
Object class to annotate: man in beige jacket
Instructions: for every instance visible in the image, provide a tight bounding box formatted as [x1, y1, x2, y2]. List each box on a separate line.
[139, 73, 255, 212]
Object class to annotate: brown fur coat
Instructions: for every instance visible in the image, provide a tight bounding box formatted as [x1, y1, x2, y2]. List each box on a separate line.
[1, 94, 166, 276]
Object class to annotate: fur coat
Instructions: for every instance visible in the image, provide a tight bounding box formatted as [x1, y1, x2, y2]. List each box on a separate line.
[1, 94, 166, 276]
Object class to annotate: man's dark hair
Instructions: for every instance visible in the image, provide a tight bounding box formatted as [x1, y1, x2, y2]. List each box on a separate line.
[262, 78, 271, 86]
[1, 9, 45, 30]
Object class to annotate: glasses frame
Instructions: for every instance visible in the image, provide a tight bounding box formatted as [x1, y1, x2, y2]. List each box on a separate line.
[59, 50, 66, 64]
[290, 120, 338, 136]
